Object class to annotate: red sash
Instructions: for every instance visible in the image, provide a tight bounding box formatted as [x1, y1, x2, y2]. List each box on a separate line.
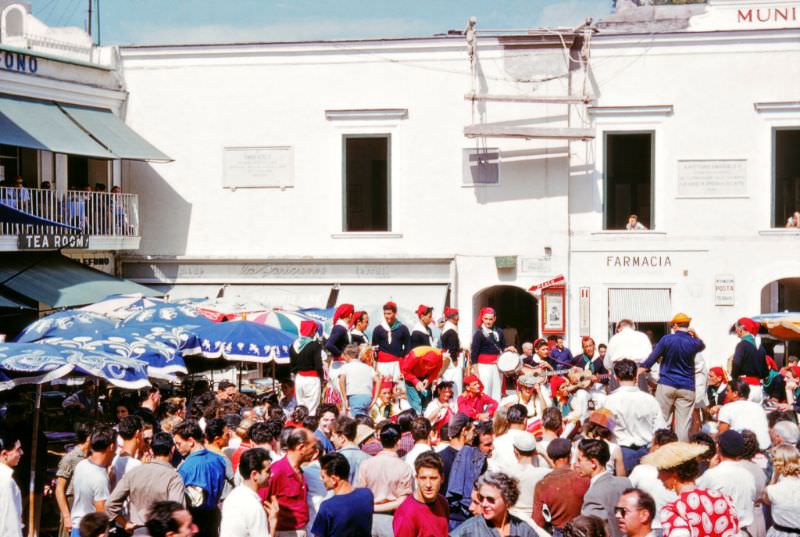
[297, 371, 319, 378]
[740, 376, 761, 386]
[477, 353, 499, 365]
[378, 351, 401, 363]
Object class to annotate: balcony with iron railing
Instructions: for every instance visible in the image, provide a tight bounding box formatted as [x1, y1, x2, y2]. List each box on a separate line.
[0, 186, 140, 251]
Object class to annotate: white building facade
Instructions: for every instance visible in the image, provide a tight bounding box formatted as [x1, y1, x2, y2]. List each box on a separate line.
[118, 0, 800, 362]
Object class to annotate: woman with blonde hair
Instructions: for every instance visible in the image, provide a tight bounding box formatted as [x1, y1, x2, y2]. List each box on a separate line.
[763, 444, 800, 537]
[493, 404, 510, 437]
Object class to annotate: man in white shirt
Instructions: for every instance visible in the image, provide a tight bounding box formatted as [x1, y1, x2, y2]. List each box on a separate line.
[339, 345, 380, 417]
[505, 433, 550, 526]
[627, 430, 678, 535]
[696, 430, 757, 533]
[604, 359, 667, 474]
[220, 447, 277, 537]
[717, 380, 771, 450]
[0, 431, 23, 537]
[488, 404, 529, 473]
[403, 417, 434, 471]
[604, 320, 653, 392]
[71, 425, 117, 537]
[110, 415, 144, 489]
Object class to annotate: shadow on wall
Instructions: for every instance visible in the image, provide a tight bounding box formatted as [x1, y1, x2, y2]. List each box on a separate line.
[469, 147, 569, 205]
[123, 161, 191, 256]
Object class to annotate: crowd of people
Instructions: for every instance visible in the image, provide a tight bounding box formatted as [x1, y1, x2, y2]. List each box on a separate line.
[1, 302, 800, 537]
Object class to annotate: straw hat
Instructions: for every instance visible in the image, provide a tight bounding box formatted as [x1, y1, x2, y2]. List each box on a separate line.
[641, 442, 708, 470]
[354, 424, 375, 445]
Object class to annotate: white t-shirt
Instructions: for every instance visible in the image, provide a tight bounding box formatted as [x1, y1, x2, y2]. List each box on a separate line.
[220, 485, 268, 537]
[717, 399, 771, 450]
[71, 459, 110, 527]
[488, 429, 529, 473]
[696, 460, 757, 527]
[506, 462, 551, 521]
[340, 361, 375, 396]
[404, 443, 434, 471]
[110, 454, 142, 490]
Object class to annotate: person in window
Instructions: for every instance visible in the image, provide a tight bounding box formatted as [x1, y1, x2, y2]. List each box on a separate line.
[12, 176, 30, 211]
[625, 214, 647, 230]
[786, 211, 800, 228]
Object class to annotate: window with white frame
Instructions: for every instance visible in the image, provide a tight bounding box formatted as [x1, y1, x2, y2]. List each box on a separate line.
[604, 132, 654, 230]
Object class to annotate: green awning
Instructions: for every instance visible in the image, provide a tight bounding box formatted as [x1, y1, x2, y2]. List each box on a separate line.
[60, 104, 172, 162]
[0, 95, 114, 159]
[0, 252, 161, 309]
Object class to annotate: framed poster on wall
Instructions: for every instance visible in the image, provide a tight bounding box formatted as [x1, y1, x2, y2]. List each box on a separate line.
[542, 286, 566, 334]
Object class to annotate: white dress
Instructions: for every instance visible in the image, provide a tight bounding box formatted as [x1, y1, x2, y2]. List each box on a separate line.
[766, 476, 800, 537]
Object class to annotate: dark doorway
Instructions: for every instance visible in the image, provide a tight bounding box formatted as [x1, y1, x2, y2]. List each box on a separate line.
[473, 285, 538, 351]
[68, 155, 88, 190]
[605, 132, 653, 230]
[344, 135, 389, 232]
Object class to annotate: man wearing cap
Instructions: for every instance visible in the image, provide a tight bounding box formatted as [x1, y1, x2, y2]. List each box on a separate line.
[327, 304, 355, 397]
[349, 311, 369, 345]
[457, 375, 498, 421]
[639, 313, 705, 441]
[732, 317, 768, 403]
[401, 346, 445, 414]
[696, 430, 757, 534]
[488, 404, 530, 473]
[290, 320, 325, 416]
[410, 305, 436, 350]
[506, 432, 550, 529]
[372, 302, 411, 382]
[441, 308, 464, 395]
[471, 307, 515, 402]
[500, 375, 551, 435]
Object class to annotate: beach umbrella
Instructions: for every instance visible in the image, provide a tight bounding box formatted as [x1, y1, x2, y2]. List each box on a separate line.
[195, 298, 272, 322]
[183, 320, 294, 364]
[296, 307, 334, 336]
[753, 313, 800, 341]
[79, 293, 166, 320]
[247, 309, 325, 336]
[0, 342, 151, 390]
[15, 311, 116, 343]
[118, 303, 214, 330]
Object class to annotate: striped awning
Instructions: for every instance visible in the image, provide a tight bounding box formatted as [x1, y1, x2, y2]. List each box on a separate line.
[608, 288, 671, 323]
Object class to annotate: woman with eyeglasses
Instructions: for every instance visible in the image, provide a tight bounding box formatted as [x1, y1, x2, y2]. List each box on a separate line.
[451, 471, 537, 536]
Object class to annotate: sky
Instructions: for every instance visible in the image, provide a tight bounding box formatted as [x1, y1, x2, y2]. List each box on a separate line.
[26, 0, 612, 46]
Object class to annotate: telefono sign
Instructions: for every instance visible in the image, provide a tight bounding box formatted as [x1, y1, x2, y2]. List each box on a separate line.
[0, 51, 38, 74]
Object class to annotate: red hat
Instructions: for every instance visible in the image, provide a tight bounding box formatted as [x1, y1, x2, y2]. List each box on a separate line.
[464, 374, 484, 391]
[790, 366, 800, 379]
[349, 311, 367, 328]
[333, 303, 354, 324]
[444, 307, 459, 319]
[550, 376, 567, 400]
[383, 301, 398, 312]
[475, 307, 495, 327]
[582, 336, 594, 343]
[533, 338, 548, 350]
[299, 320, 318, 337]
[379, 378, 395, 391]
[709, 366, 727, 383]
[737, 317, 760, 336]
[416, 304, 433, 317]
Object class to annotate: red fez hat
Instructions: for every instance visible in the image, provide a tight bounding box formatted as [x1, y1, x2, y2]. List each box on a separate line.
[299, 320, 318, 337]
[349, 311, 367, 328]
[709, 366, 727, 383]
[464, 374, 484, 391]
[550, 376, 567, 400]
[333, 303, 354, 324]
[416, 304, 433, 317]
[582, 336, 593, 343]
[444, 307, 459, 319]
[383, 301, 398, 312]
[737, 317, 759, 336]
[475, 307, 495, 326]
[379, 378, 395, 391]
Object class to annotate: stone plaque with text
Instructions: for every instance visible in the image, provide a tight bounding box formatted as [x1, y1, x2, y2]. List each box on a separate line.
[676, 159, 747, 198]
[223, 146, 294, 188]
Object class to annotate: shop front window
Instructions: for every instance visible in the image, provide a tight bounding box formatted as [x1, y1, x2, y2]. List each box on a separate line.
[774, 129, 800, 228]
[604, 132, 654, 230]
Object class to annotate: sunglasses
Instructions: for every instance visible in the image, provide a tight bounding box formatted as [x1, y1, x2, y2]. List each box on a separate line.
[478, 494, 500, 505]
[614, 507, 640, 517]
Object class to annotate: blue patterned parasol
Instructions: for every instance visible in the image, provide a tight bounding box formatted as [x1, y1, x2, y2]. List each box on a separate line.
[183, 320, 294, 364]
[15, 311, 117, 343]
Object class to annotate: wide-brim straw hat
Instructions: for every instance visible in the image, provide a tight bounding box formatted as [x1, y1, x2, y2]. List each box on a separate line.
[354, 424, 375, 445]
[641, 442, 708, 469]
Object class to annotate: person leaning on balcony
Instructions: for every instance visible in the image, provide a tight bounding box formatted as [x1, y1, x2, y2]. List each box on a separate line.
[625, 214, 647, 230]
[110, 185, 130, 233]
[786, 211, 800, 228]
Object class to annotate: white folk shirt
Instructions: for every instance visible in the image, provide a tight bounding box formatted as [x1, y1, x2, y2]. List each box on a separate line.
[717, 400, 771, 450]
[220, 485, 269, 537]
[604, 386, 667, 447]
[603, 327, 653, 371]
[696, 460, 757, 528]
[0, 463, 22, 537]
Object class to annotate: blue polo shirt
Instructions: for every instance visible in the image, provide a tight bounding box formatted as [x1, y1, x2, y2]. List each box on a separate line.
[178, 448, 226, 510]
[642, 331, 705, 391]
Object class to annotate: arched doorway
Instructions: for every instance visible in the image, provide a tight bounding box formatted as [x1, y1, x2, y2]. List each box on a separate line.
[760, 278, 800, 362]
[473, 285, 538, 350]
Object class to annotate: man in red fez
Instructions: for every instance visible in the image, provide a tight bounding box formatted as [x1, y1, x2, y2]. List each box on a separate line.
[731, 317, 768, 403]
[410, 305, 435, 350]
[290, 320, 324, 414]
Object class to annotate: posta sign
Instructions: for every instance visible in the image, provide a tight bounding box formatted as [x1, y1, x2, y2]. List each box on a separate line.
[529, 274, 565, 292]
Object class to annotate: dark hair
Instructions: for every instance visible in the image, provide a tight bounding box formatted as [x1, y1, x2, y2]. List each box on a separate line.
[291, 405, 309, 423]
[332, 416, 357, 441]
[613, 359, 638, 381]
[666, 457, 701, 482]
[173, 420, 205, 442]
[578, 437, 610, 466]
[623, 488, 655, 523]
[302, 415, 319, 431]
[74, 421, 95, 444]
[730, 379, 751, 399]
[473, 420, 494, 439]
[768, 409, 799, 428]
[433, 381, 454, 399]
[547, 438, 572, 461]
[0, 430, 19, 453]
[248, 422, 274, 445]
[563, 515, 607, 537]
[653, 428, 678, 447]
[239, 447, 270, 479]
[89, 425, 116, 452]
[397, 409, 417, 432]
[598, 343, 607, 350]
[217, 381, 235, 392]
[319, 452, 350, 480]
[741, 430, 760, 460]
[379, 423, 402, 448]
[414, 450, 444, 476]
[201, 416, 224, 441]
[160, 400, 182, 418]
[410, 417, 432, 442]
[583, 421, 612, 440]
[286, 428, 312, 451]
[506, 404, 528, 425]
[542, 407, 563, 432]
[690, 432, 716, 460]
[534, 340, 548, 350]
[79, 512, 109, 537]
[355, 414, 375, 428]
[223, 413, 242, 430]
[146, 501, 185, 537]
[317, 403, 340, 419]
[140, 387, 160, 403]
[151, 432, 174, 457]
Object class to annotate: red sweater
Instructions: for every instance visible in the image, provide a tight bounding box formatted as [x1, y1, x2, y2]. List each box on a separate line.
[456, 392, 498, 418]
[532, 467, 590, 529]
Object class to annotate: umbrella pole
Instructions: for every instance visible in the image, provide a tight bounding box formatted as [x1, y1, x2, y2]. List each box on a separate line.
[272, 361, 276, 394]
[28, 384, 42, 537]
